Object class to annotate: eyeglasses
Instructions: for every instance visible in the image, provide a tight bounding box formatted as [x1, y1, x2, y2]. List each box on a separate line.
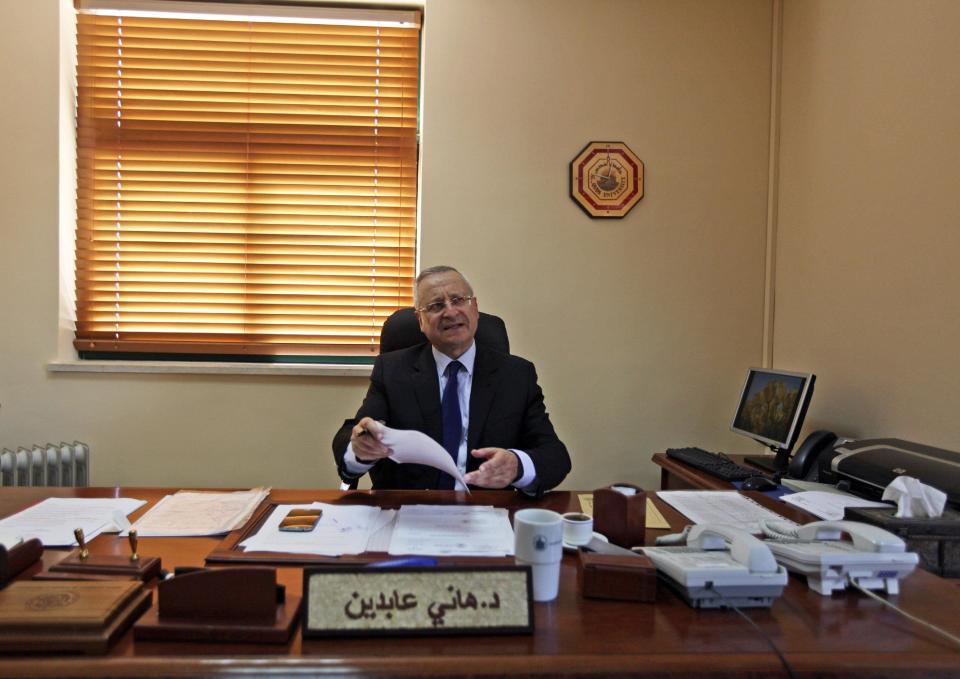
[415, 295, 475, 315]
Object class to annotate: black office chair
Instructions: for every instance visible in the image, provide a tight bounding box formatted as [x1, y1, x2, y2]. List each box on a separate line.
[378, 307, 510, 354]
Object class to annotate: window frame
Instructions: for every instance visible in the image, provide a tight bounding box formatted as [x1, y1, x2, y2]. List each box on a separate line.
[70, 0, 423, 366]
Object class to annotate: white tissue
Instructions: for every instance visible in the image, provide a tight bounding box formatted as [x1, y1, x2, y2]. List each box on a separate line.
[881, 475, 947, 519]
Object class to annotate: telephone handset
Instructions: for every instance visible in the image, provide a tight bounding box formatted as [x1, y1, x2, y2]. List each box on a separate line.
[760, 519, 919, 595]
[643, 524, 788, 608]
[686, 524, 780, 573]
[788, 430, 838, 480]
[763, 519, 907, 553]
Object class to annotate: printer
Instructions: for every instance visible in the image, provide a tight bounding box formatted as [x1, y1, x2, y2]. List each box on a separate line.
[829, 438, 959, 507]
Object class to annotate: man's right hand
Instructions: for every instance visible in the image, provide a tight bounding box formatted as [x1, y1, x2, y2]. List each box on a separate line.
[350, 417, 392, 463]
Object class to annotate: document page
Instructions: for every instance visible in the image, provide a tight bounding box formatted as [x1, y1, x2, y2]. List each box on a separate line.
[381, 426, 468, 489]
[0, 497, 146, 546]
[656, 490, 796, 533]
[781, 490, 890, 520]
[239, 503, 386, 556]
[388, 504, 515, 556]
[129, 488, 269, 537]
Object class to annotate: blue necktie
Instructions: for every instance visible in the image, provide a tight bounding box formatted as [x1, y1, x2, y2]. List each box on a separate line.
[438, 360, 463, 490]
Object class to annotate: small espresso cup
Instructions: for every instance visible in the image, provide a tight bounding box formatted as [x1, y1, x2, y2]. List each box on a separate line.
[561, 512, 594, 547]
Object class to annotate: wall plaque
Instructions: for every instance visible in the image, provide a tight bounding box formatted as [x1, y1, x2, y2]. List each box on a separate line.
[302, 566, 533, 637]
[570, 141, 644, 218]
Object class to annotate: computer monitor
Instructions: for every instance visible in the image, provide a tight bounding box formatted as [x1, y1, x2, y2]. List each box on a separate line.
[731, 367, 815, 474]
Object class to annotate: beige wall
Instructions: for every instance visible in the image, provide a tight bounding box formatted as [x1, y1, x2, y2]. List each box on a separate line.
[775, 0, 960, 450]
[1, 0, 775, 489]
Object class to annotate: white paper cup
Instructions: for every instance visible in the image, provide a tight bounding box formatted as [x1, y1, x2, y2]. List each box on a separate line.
[516, 558, 561, 603]
[561, 512, 594, 546]
[513, 509, 563, 563]
[513, 508, 563, 602]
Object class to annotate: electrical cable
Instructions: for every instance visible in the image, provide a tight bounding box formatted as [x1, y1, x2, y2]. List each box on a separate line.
[847, 577, 960, 650]
[707, 584, 797, 679]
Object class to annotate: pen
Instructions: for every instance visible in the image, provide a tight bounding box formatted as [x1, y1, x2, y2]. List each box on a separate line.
[366, 557, 438, 568]
[356, 420, 385, 437]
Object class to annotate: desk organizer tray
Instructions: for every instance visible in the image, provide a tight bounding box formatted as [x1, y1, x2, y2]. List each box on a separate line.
[205, 499, 517, 567]
[0, 580, 151, 654]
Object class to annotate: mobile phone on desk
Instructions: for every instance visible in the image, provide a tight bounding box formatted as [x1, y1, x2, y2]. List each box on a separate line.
[278, 508, 322, 532]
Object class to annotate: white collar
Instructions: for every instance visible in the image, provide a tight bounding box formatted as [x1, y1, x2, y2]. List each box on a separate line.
[432, 341, 476, 379]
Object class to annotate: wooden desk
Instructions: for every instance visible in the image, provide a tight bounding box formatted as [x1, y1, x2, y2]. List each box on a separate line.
[2, 487, 959, 677]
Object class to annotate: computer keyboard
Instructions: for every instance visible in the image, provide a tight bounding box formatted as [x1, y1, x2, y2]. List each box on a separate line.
[665, 447, 758, 482]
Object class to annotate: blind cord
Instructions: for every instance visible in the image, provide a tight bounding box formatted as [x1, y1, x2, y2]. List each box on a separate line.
[847, 576, 960, 650]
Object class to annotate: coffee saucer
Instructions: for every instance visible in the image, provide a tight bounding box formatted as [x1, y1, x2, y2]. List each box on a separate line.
[563, 531, 608, 552]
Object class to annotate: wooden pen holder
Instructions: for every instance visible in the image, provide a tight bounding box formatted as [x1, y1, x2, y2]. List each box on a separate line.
[49, 550, 162, 581]
[592, 484, 647, 548]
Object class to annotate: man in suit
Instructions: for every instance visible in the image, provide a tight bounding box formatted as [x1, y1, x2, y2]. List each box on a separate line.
[332, 265, 570, 495]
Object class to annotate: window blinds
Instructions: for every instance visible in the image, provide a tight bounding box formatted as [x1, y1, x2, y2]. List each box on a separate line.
[73, 3, 421, 359]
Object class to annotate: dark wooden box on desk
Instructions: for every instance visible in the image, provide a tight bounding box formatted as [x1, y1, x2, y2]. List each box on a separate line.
[845, 505, 960, 578]
[577, 551, 657, 602]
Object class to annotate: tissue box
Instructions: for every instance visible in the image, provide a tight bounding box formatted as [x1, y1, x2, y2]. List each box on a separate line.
[577, 551, 657, 602]
[845, 506, 960, 578]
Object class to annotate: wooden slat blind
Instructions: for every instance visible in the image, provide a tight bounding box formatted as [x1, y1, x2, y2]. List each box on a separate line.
[74, 4, 420, 359]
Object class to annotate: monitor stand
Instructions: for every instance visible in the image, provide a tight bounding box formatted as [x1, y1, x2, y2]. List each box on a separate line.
[745, 449, 790, 475]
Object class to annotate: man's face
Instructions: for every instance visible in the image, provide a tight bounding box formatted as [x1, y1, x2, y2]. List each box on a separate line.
[415, 271, 479, 358]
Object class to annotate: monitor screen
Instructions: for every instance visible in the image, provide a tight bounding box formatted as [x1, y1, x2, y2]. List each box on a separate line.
[731, 368, 815, 452]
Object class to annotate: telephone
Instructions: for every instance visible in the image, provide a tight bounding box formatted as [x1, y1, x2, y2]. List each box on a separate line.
[760, 519, 919, 595]
[641, 524, 788, 608]
[788, 430, 838, 481]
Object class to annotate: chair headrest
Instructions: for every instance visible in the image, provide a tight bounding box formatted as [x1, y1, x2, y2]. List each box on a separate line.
[379, 308, 510, 355]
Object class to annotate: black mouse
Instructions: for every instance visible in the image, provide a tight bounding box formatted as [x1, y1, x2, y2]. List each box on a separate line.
[741, 476, 778, 491]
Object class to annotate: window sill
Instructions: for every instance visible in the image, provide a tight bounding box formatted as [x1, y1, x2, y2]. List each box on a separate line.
[47, 360, 372, 377]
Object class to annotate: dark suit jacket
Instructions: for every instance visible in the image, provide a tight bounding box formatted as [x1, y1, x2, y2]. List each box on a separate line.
[332, 343, 570, 496]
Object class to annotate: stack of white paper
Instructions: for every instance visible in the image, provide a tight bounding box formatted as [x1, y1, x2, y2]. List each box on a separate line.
[129, 488, 269, 537]
[0, 497, 146, 546]
[388, 505, 515, 556]
[656, 490, 796, 533]
[781, 490, 890, 520]
[239, 503, 388, 556]
[0, 530, 23, 550]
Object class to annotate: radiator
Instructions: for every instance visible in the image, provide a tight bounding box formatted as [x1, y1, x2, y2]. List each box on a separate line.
[0, 442, 89, 487]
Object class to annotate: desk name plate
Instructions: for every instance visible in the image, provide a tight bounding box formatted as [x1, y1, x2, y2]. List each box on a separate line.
[302, 566, 533, 637]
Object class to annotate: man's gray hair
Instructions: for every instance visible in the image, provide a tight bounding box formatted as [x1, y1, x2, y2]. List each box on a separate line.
[414, 265, 474, 305]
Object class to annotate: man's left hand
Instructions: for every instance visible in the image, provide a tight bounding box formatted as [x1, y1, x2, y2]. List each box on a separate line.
[463, 448, 518, 489]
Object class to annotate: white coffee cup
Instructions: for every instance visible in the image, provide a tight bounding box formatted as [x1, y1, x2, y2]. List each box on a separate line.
[513, 508, 563, 602]
[561, 512, 594, 547]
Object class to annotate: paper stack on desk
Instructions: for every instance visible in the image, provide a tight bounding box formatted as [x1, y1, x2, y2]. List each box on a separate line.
[129, 488, 269, 537]
[0, 498, 146, 546]
[239, 504, 515, 557]
[240, 503, 389, 556]
[656, 491, 795, 533]
[781, 491, 890, 521]
[388, 505, 515, 556]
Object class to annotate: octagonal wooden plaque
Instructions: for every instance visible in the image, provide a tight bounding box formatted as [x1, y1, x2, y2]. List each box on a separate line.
[570, 142, 644, 218]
